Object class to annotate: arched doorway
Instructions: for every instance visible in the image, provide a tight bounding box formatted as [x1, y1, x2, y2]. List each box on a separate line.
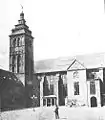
[90, 97, 97, 107]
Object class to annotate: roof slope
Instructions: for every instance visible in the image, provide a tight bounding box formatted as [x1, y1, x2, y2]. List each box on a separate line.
[67, 59, 86, 71]
[34, 52, 105, 73]
[34, 57, 74, 73]
[76, 52, 105, 69]
[0, 69, 24, 90]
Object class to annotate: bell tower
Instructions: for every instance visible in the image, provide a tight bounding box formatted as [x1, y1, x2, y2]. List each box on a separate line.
[9, 11, 34, 86]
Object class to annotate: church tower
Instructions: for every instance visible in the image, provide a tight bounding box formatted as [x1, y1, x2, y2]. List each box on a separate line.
[9, 11, 34, 87]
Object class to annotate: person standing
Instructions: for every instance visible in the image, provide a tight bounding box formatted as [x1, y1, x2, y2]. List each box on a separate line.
[54, 105, 59, 119]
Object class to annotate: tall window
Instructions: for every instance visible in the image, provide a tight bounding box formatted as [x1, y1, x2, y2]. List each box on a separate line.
[13, 38, 16, 47]
[50, 84, 54, 95]
[90, 81, 96, 94]
[17, 37, 20, 46]
[74, 82, 79, 95]
[12, 56, 16, 72]
[17, 37, 21, 46]
[43, 76, 50, 96]
[17, 55, 21, 73]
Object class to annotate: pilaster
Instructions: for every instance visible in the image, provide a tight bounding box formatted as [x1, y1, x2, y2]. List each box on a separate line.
[40, 75, 44, 107]
[54, 73, 59, 105]
[15, 55, 18, 73]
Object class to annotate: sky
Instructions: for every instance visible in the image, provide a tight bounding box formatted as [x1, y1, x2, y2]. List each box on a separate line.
[0, 0, 105, 70]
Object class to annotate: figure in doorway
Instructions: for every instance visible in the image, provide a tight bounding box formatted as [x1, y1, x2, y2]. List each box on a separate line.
[54, 105, 59, 119]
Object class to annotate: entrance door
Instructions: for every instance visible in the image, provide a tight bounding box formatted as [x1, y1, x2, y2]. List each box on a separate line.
[47, 98, 50, 106]
[91, 97, 97, 107]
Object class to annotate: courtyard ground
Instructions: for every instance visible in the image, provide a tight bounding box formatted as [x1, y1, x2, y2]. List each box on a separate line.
[1, 106, 105, 120]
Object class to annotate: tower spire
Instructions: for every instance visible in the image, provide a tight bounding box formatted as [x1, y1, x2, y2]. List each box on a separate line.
[20, 4, 24, 20]
[19, 5, 26, 24]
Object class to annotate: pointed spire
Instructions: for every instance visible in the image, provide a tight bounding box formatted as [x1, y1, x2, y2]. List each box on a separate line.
[20, 5, 24, 20]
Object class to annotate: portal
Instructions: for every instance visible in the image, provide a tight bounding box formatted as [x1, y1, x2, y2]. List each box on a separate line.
[43, 95, 57, 106]
[90, 96, 97, 107]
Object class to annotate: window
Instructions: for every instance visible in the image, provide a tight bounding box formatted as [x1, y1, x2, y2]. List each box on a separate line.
[12, 56, 16, 72]
[73, 71, 79, 79]
[17, 37, 22, 46]
[87, 69, 99, 79]
[17, 55, 21, 73]
[43, 76, 49, 96]
[90, 81, 96, 95]
[13, 38, 16, 47]
[17, 37, 20, 46]
[74, 82, 79, 95]
[50, 84, 54, 95]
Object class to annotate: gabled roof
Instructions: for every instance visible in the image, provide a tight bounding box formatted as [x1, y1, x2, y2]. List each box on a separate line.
[67, 59, 86, 71]
[34, 52, 105, 73]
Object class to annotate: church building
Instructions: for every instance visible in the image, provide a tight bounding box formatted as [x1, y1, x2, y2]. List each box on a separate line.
[35, 54, 105, 107]
[8, 11, 105, 108]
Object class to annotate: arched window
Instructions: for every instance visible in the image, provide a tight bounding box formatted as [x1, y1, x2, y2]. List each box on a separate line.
[43, 76, 50, 96]
[17, 37, 21, 46]
[17, 55, 21, 73]
[12, 56, 16, 72]
[13, 38, 16, 47]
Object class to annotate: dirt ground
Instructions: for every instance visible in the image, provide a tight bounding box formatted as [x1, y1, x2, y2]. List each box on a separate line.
[1, 106, 105, 120]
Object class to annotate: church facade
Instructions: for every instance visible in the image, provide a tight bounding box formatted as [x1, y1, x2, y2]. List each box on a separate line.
[35, 55, 105, 107]
[9, 11, 105, 108]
